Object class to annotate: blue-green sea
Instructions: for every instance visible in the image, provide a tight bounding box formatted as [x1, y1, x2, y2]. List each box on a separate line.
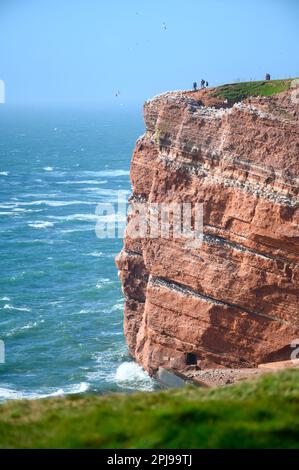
[0, 107, 154, 401]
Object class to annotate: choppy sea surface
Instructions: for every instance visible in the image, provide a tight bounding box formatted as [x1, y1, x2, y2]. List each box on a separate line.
[0, 107, 155, 401]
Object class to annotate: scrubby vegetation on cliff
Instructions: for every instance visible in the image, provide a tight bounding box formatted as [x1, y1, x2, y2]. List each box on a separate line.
[213, 78, 293, 103]
[0, 369, 299, 448]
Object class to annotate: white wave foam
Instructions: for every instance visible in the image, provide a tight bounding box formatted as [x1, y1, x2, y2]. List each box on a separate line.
[28, 221, 54, 229]
[16, 239, 65, 245]
[0, 204, 43, 214]
[85, 251, 104, 257]
[82, 170, 129, 177]
[0, 382, 89, 402]
[5, 320, 45, 338]
[115, 362, 154, 391]
[81, 187, 129, 199]
[50, 213, 99, 222]
[1, 296, 10, 301]
[96, 278, 111, 289]
[85, 370, 108, 381]
[20, 193, 63, 198]
[3, 304, 31, 312]
[43, 166, 53, 171]
[62, 382, 89, 394]
[0, 171, 9, 176]
[92, 344, 129, 364]
[111, 302, 124, 312]
[1, 200, 97, 209]
[19, 321, 39, 330]
[115, 362, 146, 381]
[0, 388, 22, 400]
[56, 180, 107, 185]
[60, 227, 94, 233]
[28, 200, 96, 207]
[99, 331, 122, 337]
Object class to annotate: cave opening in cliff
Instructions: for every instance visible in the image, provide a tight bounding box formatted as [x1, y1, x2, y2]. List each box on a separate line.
[186, 353, 197, 365]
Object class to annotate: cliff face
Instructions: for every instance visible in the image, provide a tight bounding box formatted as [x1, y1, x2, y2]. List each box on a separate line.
[116, 87, 299, 374]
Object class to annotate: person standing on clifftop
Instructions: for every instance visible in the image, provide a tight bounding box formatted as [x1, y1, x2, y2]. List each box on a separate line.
[201, 79, 205, 88]
[193, 81, 197, 91]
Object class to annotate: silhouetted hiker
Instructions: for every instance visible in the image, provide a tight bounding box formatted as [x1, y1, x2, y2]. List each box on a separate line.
[193, 82, 197, 91]
[265, 73, 271, 81]
[206, 81, 209, 88]
[201, 79, 205, 88]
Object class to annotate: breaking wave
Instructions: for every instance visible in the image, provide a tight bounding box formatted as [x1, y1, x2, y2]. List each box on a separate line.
[3, 304, 31, 312]
[49, 213, 99, 222]
[56, 180, 107, 185]
[5, 320, 45, 338]
[28, 221, 54, 229]
[0, 382, 89, 402]
[81, 169, 129, 177]
[115, 362, 154, 391]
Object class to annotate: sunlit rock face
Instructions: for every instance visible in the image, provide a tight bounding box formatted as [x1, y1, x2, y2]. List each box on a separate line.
[116, 87, 299, 375]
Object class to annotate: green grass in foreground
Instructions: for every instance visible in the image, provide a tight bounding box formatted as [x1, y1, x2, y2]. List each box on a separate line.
[0, 369, 299, 448]
[213, 78, 293, 103]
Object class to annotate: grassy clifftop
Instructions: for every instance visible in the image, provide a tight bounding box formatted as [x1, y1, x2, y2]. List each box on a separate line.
[0, 369, 299, 448]
[212, 78, 293, 103]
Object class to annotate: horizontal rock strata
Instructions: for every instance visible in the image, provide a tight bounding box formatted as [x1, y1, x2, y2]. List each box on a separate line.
[116, 87, 299, 374]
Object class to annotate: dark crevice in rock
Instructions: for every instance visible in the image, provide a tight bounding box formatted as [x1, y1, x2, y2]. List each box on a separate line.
[203, 231, 297, 266]
[150, 275, 290, 325]
[124, 295, 145, 304]
[146, 325, 253, 366]
[124, 249, 143, 257]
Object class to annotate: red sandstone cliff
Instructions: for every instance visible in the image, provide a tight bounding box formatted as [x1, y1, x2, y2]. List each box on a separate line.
[116, 87, 299, 374]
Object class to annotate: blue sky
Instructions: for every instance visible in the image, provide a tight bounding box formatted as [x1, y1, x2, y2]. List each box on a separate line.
[0, 0, 298, 107]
